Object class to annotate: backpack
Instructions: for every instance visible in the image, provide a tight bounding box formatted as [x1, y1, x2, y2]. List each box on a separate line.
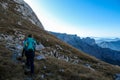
[24, 38, 36, 51]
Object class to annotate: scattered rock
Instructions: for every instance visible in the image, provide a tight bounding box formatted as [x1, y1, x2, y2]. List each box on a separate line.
[84, 64, 95, 71]
[35, 43, 45, 51]
[55, 45, 63, 50]
[41, 74, 45, 79]
[0, 2, 8, 9]
[35, 54, 45, 60]
[16, 44, 23, 50]
[59, 69, 64, 72]
[43, 66, 47, 69]
[18, 21, 22, 25]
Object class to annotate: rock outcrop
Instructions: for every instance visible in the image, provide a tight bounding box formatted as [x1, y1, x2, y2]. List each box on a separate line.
[0, 0, 44, 29]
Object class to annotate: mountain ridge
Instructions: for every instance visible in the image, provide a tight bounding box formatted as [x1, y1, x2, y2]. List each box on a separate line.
[0, 0, 120, 80]
[97, 40, 120, 51]
[50, 32, 120, 65]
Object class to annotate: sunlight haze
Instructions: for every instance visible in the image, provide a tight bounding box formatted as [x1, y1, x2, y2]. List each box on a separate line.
[24, 0, 120, 38]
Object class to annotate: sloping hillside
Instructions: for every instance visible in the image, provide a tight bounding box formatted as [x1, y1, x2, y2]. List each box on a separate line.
[0, 0, 120, 80]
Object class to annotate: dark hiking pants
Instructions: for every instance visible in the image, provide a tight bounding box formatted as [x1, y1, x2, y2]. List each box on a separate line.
[25, 51, 35, 74]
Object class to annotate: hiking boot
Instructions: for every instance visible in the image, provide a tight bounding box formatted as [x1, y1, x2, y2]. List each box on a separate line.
[31, 73, 36, 80]
[24, 65, 31, 72]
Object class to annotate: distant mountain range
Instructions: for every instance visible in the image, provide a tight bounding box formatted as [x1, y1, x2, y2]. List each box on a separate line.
[1, 0, 120, 79]
[50, 32, 120, 65]
[95, 37, 120, 43]
[96, 38, 120, 51]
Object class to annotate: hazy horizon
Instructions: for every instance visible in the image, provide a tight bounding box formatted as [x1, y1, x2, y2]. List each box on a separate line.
[24, 0, 120, 38]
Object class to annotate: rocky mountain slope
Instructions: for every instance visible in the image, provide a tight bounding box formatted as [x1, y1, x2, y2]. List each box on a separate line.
[0, 0, 44, 29]
[1, 0, 120, 80]
[50, 32, 120, 65]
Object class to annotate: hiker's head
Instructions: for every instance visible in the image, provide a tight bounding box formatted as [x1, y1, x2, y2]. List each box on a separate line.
[28, 34, 32, 38]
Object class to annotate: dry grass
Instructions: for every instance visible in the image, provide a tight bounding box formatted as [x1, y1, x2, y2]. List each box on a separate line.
[0, 45, 25, 80]
[34, 57, 116, 80]
[1, 1, 120, 80]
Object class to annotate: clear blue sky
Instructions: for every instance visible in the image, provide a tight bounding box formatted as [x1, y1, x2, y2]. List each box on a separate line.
[24, 0, 120, 38]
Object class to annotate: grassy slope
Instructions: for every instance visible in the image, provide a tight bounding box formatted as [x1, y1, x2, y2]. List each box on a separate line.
[0, 1, 120, 80]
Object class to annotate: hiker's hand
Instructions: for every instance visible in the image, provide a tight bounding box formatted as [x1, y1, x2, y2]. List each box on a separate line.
[22, 48, 25, 57]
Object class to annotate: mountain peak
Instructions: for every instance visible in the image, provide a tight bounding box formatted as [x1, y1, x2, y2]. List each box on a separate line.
[1, 0, 120, 80]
